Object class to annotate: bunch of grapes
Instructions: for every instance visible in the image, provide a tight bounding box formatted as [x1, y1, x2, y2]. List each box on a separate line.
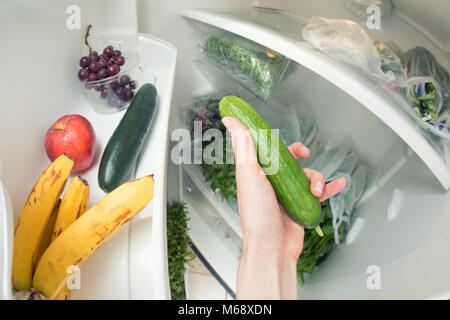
[78, 25, 138, 109]
[78, 45, 124, 82]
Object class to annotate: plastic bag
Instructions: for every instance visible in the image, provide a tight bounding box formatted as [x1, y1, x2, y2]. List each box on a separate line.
[298, 137, 326, 169]
[400, 46, 450, 138]
[307, 142, 351, 180]
[373, 37, 406, 88]
[401, 46, 450, 113]
[296, 102, 318, 147]
[198, 31, 295, 100]
[406, 76, 443, 122]
[302, 16, 407, 89]
[343, 164, 369, 215]
[252, 98, 302, 146]
[329, 194, 346, 245]
[181, 91, 237, 201]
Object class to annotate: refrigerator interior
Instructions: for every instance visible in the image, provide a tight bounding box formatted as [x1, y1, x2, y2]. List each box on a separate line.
[153, 0, 450, 299]
[0, 0, 449, 300]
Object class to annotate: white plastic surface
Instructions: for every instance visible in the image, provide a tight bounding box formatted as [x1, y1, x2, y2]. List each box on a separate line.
[180, 8, 450, 190]
[299, 153, 450, 299]
[183, 165, 242, 239]
[0, 182, 14, 300]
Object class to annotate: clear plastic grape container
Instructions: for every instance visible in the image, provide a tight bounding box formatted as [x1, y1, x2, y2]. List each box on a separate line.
[79, 51, 153, 114]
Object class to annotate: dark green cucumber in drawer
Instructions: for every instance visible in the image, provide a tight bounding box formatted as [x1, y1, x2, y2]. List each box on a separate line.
[98, 83, 157, 193]
[219, 95, 322, 229]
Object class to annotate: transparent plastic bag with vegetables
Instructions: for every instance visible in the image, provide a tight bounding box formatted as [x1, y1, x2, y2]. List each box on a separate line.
[328, 163, 369, 246]
[196, 30, 296, 100]
[302, 16, 407, 89]
[181, 92, 238, 201]
[305, 142, 351, 180]
[297, 137, 369, 284]
[400, 46, 450, 139]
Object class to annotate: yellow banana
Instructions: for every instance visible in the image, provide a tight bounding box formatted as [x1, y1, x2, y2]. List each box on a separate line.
[33, 175, 155, 299]
[51, 176, 89, 242]
[12, 154, 74, 291]
[49, 175, 89, 300]
[35, 200, 69, 300]
[36, 200, 61, 262]
[54, 287, 70, 300]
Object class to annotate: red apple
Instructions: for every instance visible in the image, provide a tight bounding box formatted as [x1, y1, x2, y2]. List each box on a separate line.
[45, 115, 96, 173]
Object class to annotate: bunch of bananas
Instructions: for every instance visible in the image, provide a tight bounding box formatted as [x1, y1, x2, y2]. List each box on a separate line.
[12, 154, 154, 300]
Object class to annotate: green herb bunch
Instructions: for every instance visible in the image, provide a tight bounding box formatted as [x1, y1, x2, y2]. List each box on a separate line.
[190, 98, 237, 201]
[297, 201, 348, 286]
[408, 81, 438, 121]
[372, 38, 404, 76]
[202, 35, 293, 99]
[167, 201, 196, 300]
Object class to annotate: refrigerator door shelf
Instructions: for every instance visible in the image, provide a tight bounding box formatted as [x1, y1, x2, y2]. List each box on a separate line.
[180, 8, 450, 190]
[0, 33, 176, 300]
[71, 33, 177, 300]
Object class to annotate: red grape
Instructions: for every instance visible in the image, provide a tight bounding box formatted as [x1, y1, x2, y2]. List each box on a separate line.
[89, 51, 99, 62]
[89, 61, 100, 73]
[119, 74, 131, 86]
[114, 56, 125, 66]
[115, 87, 124, 98]
[87, 73, 97, 81]
[113, 50, 121, 58]
[78, 69, 89, 80]
[96, 69, 108, 80]
[107, 64, 120, 76]
[79, 56, 91, 68]
[103, 45, 114, 58]
[98, 58, 108, 68]
[123, 88, 134, 101]
[94, 84, 104, 91]
[101, 88, 108, 99]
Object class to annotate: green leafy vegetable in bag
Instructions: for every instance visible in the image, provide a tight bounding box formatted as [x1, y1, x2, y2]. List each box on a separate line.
[202, 35, 294, 100]
[167, 201, 196, 300]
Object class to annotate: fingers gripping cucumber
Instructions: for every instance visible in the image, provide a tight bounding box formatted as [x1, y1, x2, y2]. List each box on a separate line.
[219, 96, 322, 229]
[98, 83, 157, 193]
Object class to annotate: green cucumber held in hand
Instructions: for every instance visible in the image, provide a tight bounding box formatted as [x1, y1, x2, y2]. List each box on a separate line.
[219, 96, 322, 229]
[98, 83, 157, 193]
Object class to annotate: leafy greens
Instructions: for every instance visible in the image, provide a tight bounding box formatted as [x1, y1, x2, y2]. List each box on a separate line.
[167, 201, 196, 300]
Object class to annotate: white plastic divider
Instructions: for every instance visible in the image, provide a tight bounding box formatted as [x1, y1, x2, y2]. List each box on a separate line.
[183, 165, 242, 239]
[0, 181, 14, 300]
[128, 33, 177, 300]
[180, 8, 450, 190]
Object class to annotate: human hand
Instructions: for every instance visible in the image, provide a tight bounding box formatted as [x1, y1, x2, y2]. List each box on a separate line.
[222, 116, 346, 299]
